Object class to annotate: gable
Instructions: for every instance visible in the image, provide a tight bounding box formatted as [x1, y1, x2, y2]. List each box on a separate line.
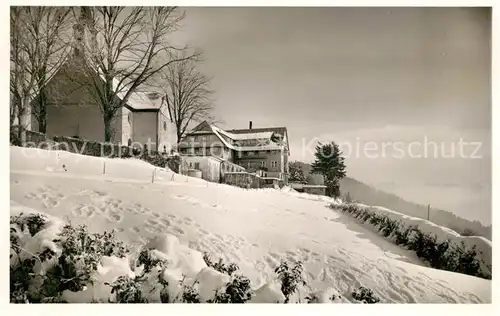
[191, 121, 213, 133]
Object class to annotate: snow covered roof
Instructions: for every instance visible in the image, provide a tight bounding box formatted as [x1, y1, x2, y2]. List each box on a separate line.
[228, 132, 274, 140]
[182, 121, 289, 153]
[111, 77, 163, 111]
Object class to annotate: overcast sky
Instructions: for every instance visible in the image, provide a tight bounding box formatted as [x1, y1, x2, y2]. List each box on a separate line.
[174, 7, 491, 224]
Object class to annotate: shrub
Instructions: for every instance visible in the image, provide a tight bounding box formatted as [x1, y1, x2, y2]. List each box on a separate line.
[11, 212, 48, 237]
[179, 280, 201, 303]
[42, 225, 130, 297]
[203, 252, 239, 276]
[10, 257, 36, 303]
[107, 276, 148, 303]
[330, 203, 491, 280]
[352, 286, 380, 303]
[9, 217, 132, 303]
[275, 261, 307, 303]
[208, 275, 253, 303]
[106, 248, 170, 303]
[305, 291, 340, 303]
[393, 224, 415, 245]
[137, 249, 169, 273]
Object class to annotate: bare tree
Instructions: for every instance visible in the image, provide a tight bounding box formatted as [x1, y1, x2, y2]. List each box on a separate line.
[160, 55, 216, 143]
[73, 6, 196, 142]
[10, 7, 72, 140]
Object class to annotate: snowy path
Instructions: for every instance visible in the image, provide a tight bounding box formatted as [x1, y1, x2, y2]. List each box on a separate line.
[10, 168, 490, 303]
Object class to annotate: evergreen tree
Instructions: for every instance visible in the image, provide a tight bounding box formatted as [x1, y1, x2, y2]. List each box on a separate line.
[310, 142, 346, 197]
[288, 161, 308, 184]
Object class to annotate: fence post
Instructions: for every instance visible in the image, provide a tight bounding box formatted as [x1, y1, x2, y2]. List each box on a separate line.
[103, 160, 106, 175]
[152, 168, 156, 183]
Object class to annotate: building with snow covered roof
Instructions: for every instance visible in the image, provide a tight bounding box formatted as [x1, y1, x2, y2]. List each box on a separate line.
[24, 11, 176, 153]
[178, 120, 290, 183]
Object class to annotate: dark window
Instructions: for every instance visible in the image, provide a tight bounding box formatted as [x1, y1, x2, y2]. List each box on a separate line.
[127, 138, 132, 146]
[163, 121, 167, 131]
[194, 162, 200, 170]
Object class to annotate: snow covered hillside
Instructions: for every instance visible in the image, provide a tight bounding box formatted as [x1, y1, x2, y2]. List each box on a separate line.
[10, 147, 491, 303]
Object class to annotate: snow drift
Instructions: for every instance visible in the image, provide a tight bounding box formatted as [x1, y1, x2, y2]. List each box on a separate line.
[10, 146, 492, 303]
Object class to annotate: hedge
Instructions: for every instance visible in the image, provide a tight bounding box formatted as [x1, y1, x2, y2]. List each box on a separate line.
[10, 131, 184, 174]
[330, 203, 492, 280]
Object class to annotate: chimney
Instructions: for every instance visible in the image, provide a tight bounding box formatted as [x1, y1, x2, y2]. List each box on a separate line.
[249, 121, 253, 129]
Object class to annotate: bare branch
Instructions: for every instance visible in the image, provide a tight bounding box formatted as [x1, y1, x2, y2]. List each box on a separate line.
[156, 53, 216, 143]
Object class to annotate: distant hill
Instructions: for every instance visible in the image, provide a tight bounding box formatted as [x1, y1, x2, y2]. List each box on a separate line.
[292, 161, 492, 240]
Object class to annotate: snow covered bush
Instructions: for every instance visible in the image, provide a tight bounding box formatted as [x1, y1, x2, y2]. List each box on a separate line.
[106, 275, 149, 303]
[11, 210, 389, 304]
[275, 261, 307, 303]
[352, 286, 380, 304]
[11, 212, 48, 237]
[203, 252, 239, 276]
[306, 288, 342, 303]
[331, 203, 491, 279]
[10, 213, 131, 303]
[207, 275, 253, 303]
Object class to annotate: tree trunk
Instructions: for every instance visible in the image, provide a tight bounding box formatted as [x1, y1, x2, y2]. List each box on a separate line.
[37, 87, 48, 133]
[10, 99, 17, 128]
[103, 112, 114, 142]
[17, 97, 29, 145]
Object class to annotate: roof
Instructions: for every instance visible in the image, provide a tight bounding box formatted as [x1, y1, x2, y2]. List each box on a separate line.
[111, 77, 163, 111]
[183, 121, 290, 153]
[226, 131, 274, 140]
[227, 127, 287, 137]
[303, 185, 327, 188]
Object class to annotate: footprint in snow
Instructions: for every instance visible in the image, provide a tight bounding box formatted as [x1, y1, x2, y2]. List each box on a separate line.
[199, 229, 209, 235]
[107, 211, 123, 222]
[170, 226, 185, 236]
[166, 214, 177, 220]
[159, 218, 171, 226]
[71, 204, 96, 218]
[145, 218, 158, 226]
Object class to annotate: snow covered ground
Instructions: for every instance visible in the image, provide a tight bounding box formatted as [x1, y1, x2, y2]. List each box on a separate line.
[10, 147, 491, 303]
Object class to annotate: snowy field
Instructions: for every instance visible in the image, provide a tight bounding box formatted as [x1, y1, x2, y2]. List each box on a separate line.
[10, 147, 491, 303]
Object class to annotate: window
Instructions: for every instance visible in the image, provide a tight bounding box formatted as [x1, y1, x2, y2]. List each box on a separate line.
[248, 151, 254, 156]
[271, 161, 278, 168]
[163, 121, 167, 131]
[194, 162, 200, 170]
[260, 161, 266, 168]
[127, 138, 132, 146]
